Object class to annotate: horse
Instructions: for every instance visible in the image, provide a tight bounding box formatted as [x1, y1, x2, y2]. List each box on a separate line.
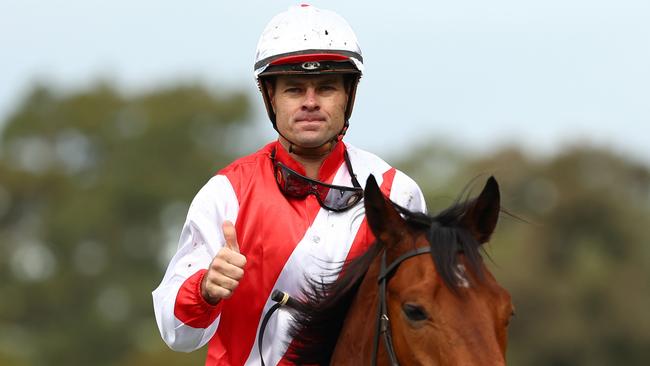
[284, 175, 514, 365]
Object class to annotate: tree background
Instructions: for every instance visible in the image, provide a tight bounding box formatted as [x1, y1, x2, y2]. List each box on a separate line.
[0, 82, 648, 365]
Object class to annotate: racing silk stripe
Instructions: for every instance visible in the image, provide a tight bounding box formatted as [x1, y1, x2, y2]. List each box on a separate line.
[208, 142, 347, 366]
[251, 147, 379, 365]
[344, 168, 396, 262]
[277, 167, 397, 365]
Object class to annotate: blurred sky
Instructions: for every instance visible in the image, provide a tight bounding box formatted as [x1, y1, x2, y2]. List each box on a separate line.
[1, 0, 649, 162]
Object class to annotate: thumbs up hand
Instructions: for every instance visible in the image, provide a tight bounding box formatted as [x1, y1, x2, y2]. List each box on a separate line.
[201, 221, 247, 305]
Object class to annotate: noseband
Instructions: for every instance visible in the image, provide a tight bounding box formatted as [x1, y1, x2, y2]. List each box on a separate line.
[371, 246, 432, 366]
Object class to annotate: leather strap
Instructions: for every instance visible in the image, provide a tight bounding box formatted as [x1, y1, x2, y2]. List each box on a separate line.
[372, 247, 432, 366]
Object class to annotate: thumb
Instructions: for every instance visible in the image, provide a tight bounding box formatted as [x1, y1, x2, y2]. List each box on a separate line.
[222, 220, 240, 253]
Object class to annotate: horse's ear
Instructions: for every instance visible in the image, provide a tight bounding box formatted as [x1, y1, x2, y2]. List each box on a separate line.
[462, 176, 500, 244]
[364, 175, 406, 243]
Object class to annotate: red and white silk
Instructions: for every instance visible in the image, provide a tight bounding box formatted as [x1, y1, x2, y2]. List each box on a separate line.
[153, 141, 425, 366]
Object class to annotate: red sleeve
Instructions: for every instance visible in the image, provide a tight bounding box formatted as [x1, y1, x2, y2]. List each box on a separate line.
[174, 269, 223, 328]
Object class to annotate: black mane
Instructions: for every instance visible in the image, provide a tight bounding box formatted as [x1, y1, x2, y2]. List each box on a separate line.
[285, 198, 487, 365]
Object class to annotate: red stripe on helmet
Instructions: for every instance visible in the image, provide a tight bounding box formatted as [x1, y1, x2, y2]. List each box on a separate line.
[270, 53, 350, 65]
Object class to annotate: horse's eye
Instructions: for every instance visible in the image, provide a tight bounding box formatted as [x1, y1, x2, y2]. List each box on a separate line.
[402, 303, 429, 322]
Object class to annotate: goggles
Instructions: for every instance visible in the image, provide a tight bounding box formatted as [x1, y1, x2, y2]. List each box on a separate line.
[271, 148, 363, 212]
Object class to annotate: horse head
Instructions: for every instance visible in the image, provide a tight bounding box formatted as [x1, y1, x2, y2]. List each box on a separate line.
[287, 175, 514, 365]
[334, 175, 513, 365]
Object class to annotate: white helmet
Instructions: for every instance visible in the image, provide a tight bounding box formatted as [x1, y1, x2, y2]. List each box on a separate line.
[254, 4, 364, 130]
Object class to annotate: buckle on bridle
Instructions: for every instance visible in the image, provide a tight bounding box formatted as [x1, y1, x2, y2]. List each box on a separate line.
[380, 314, 390, 333]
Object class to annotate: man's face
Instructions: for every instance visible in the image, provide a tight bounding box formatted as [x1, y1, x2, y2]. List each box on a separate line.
[268, 74, 348, 149]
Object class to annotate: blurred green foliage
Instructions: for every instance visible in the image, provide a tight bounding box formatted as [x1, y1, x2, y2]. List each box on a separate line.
[0, 82, 250, 365]
[396, 144, 650, 365]
[1, 82, 649, 365]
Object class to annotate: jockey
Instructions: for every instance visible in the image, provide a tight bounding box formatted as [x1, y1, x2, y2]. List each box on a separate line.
[152, 4, 426, 366]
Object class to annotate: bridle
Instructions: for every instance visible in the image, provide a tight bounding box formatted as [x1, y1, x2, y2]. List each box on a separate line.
[371, 246, 432, 366]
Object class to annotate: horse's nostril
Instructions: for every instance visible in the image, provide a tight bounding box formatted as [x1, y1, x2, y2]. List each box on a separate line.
[402, 303, 429, 322]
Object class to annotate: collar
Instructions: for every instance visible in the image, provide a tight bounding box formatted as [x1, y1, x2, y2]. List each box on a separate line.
[271, 140, 347, 184]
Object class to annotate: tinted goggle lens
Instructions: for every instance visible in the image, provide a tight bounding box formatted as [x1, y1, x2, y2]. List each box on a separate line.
[274, 162, 362, 212]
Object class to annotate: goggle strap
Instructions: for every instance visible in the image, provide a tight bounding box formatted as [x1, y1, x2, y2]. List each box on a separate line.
[343, 149, 361, 188]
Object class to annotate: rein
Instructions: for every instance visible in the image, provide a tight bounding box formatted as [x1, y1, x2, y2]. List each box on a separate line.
[371, 246, 432, 366]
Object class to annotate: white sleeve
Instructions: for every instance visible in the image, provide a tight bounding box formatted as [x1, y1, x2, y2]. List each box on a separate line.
[390, 170, 427, 214]
[152, 175, 239, 352]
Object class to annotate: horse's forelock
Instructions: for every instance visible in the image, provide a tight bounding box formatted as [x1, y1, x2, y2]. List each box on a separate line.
[399, 200, 487, 292]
